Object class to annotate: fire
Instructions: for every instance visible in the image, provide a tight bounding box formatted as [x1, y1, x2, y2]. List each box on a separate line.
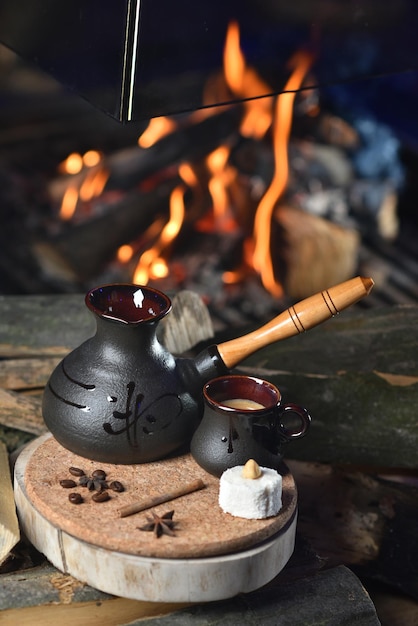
[222, 21, 313, 295]
[138, 116, 177, 148]
[206, 146, 237, 229]
[132, 184, 186, 285]
[223, 21, 274, 139]
[117, 244, 134, 264]
[251, 51, 312, 296]
[59, 150, 102, 174]
[58, 150, 108, 220]
[79, 167, 108, 203]
[60, 185, 79, 221]
[131, 24, 312, 296]
[60, 152, 83, 175]
[57, 21, 313, 302]
[178, 163, 198, 187]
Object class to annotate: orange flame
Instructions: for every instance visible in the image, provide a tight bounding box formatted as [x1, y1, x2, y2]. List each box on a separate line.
[178, 163, 199, 188]
[59, 185, 79, 221]
[117, 244, 134, 264]
[79, 167, 109, 203]
[252, 51, 313, 297]
[138, 116, 177, 148]
[224, 21, 274, 139]
[133, 185, 186, 285]
[206, 146, 236, 226]
[58, 150, 108, 220]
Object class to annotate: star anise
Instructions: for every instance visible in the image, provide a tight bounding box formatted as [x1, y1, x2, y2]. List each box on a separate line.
[138, 510, 177, 538]
[78, 473, 109, 492]
[78, 470, 109, 491]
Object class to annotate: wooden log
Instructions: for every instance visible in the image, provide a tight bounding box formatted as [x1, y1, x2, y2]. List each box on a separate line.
[0, 291, 212, 439]
[0, 357, 61, 390]
[0, 389, 45, 436]
[0, 292, 212, 359]
[288, 459, 418, 599]
[48, 106, 243, 201]
[0, 442, 19, 566]
[272, 205, 361, 299]
[0, 293, 91, 357]
[1, 294, 417, 468]
[0, 561, 380, 625]
[36, 180, 179, 281]
[237, 304, 418, 468]
[157, 290, 214, 355]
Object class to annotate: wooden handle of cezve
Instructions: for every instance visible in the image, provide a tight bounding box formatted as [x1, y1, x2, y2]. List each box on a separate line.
[216, 276, 374, 370]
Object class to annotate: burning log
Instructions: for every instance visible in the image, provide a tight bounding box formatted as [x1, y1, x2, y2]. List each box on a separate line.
[34, 180, 179, 283]
[272, 205, 360, 299]
[48, 106, 243, 203]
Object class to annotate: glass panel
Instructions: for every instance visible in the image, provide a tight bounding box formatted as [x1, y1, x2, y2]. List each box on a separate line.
[0, 0, 417, 121]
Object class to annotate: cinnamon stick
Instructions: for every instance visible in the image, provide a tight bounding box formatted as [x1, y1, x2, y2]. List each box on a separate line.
[119, 478, 206, 518]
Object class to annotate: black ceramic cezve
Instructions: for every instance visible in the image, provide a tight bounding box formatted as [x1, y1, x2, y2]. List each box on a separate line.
[42, 278, 373, 464]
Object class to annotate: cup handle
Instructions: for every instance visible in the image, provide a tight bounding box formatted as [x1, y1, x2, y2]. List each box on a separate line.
[276, 403, 311, 441]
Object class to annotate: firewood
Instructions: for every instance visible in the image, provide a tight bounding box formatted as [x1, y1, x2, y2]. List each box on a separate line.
[0, 291, 213, 438]
[0, 560, 379, 625]
[289, 459, 418, 599]
[0, 358, 61, 390]
[272, 205, 360, 299]
[35, 180, 179, 281]
[0, 442, 20, 566]
[48, 106, 243, 201]
[0, 294, 92, 358]
[0, 389, 45, 436]
[157, 290, 214, 355]
[238, 304, 418, 469]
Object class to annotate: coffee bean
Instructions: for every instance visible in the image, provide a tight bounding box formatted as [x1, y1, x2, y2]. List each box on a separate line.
[92, 491, 110, 503]
[60, 479, 77, 488]
[69, 492, 83, 504]
[92, 469, 107, 480]
[109, 481, 125, 492]
[69, 467, 85, 477]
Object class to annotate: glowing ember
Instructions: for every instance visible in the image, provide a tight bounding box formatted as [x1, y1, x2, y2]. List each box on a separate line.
[60, 152, 83, 175]
[117, 244, 134, 264]
[58, 150, 107, 220]
[83, 150, 102, 167]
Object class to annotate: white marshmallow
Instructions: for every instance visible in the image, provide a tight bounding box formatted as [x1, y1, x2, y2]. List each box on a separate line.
[219, 465, 282, 519]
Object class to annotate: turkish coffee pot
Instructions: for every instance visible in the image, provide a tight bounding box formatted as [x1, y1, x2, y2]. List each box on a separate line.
[42, 277, 373, 464]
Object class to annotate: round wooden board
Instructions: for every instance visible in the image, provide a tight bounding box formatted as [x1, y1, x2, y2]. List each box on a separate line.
[14, 434, 298, 601]
[16, 433, 297, 559]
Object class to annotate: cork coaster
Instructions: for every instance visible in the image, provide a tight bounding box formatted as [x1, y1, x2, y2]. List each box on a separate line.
[19, 434, 297, 559]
